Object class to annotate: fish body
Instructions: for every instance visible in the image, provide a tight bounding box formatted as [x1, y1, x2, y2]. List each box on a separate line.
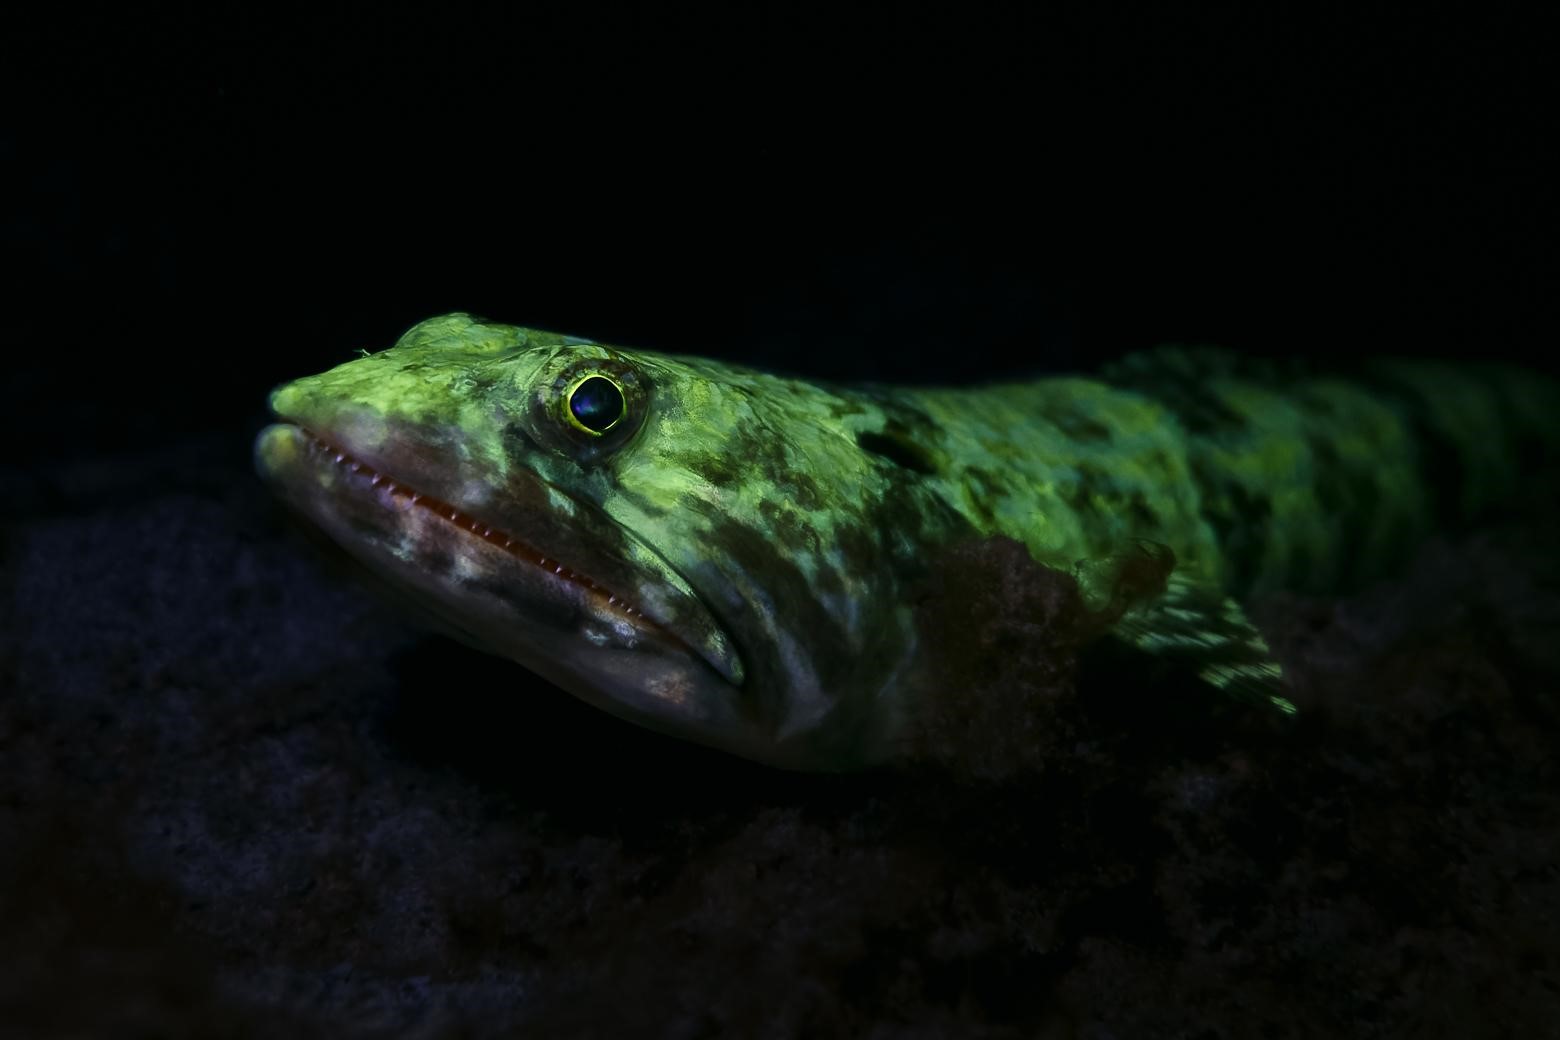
[256, 314, 1560, 768]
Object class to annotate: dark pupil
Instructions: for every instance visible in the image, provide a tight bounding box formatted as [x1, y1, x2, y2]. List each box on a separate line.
[569, 376, 624, 432]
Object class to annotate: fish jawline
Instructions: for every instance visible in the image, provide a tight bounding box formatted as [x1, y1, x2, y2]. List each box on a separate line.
[261, 421, 741, 686]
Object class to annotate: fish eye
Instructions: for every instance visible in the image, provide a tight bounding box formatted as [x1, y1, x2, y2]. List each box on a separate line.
[566, 374, 627, 435]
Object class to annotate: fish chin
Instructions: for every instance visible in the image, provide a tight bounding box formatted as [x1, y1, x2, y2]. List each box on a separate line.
[254, 421, 755, 751]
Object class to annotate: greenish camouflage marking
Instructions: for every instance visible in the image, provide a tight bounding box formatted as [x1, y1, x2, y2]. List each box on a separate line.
[256, 315, 1560, 769]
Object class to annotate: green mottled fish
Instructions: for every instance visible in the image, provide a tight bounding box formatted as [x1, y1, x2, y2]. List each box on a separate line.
[256, 313, 1559, 768]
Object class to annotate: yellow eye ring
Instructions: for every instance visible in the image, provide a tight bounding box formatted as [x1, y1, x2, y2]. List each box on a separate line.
[564, 373, 627, 435]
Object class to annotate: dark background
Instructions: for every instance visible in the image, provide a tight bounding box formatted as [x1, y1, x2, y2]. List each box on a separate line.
[7, 6, 1551, 458]
[4, 6, 1558, 1038]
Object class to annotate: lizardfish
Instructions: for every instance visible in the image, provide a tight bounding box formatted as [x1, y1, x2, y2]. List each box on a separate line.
[256, 313, 1559, 768]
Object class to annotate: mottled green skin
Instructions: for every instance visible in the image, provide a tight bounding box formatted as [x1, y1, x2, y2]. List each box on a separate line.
[257, 314, 1560, 768]
[909, 346, 1560, 597]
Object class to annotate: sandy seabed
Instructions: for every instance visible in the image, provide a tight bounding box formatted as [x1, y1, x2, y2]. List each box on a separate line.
[3, 432, 1558, 1039]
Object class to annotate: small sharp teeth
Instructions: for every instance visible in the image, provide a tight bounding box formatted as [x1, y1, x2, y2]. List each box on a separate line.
[304, 428, 651, 627]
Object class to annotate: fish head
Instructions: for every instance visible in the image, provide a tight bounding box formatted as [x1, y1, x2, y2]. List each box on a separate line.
[257, 313, 918, 767]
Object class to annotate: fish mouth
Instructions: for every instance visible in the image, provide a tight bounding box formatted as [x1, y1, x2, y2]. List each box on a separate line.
[296, 425, 656, 622]
[256, 420, 744, 688]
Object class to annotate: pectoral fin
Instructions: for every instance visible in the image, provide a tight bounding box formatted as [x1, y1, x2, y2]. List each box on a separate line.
[1109, 573, 1296, 715]
[1049, 540, 1294, 715]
